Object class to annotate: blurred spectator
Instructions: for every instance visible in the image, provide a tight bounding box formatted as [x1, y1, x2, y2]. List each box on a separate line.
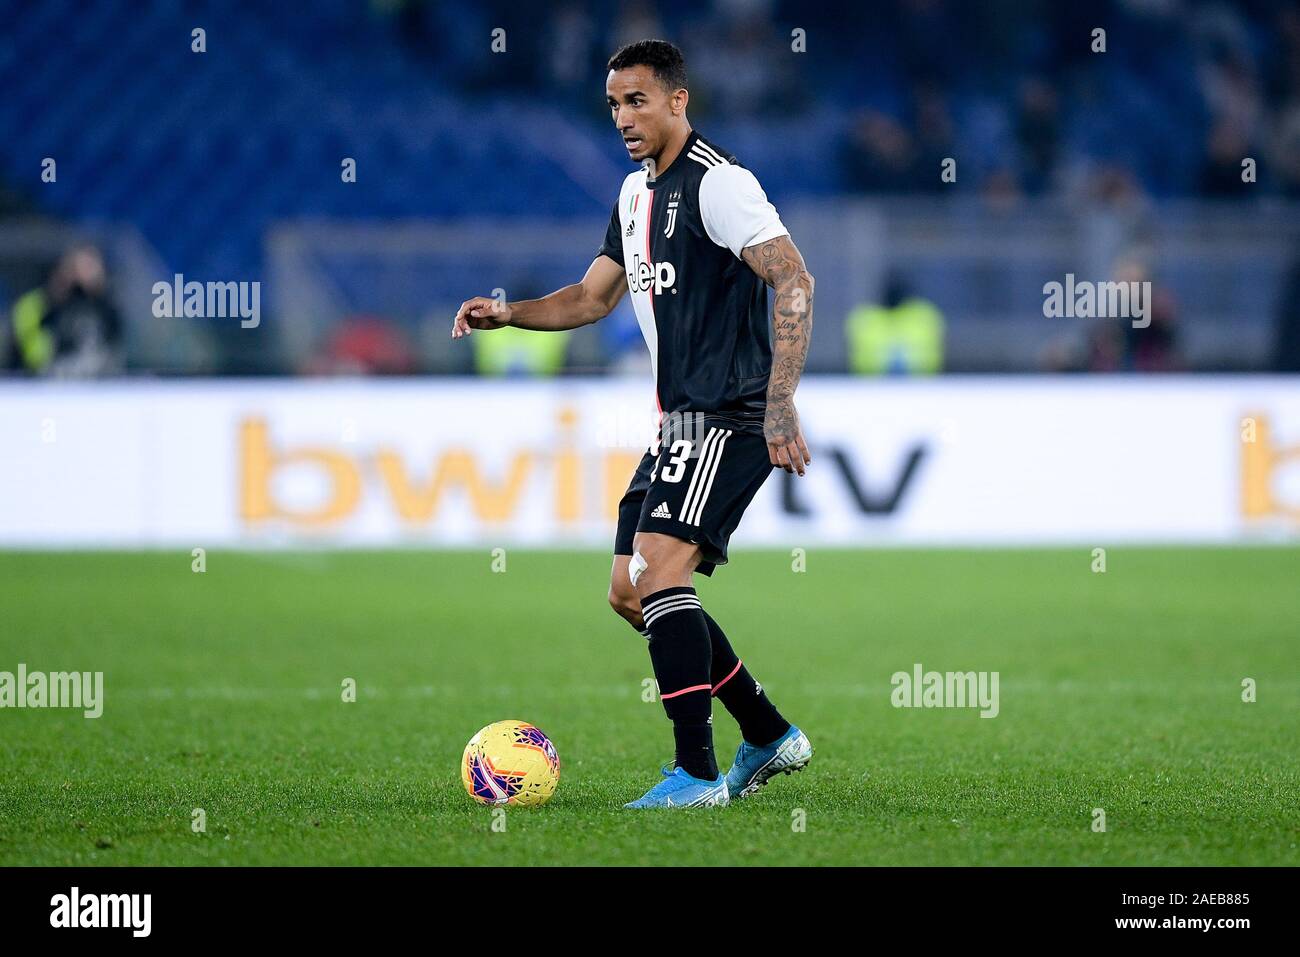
[1199, 119, 1253, 197]
[0, 172, 34, 218]
[5, 246, 122, 378]
[1274, 250, 1300, 373]
[981, 166, 1024, 211]
[1118, 259, 1181, 373]
[304, 315, 415, 375]
[472, 324, 569, 376]
[1016, 77, 1061, 196]
[544, 3, 600, 109]
[1196, 31, 1262, 137]
[912, 82, 956, 194]
[846, 275, 945, 375]
[610, 2, 667, 58]
[893, 0, 961, 87]
[1041, 257, 1181, 373]
[1270, 103, 1300, 199]
[685, 0, 804, 117]
[843, 111, 918, 194]
[1264, 6, 1300, 105]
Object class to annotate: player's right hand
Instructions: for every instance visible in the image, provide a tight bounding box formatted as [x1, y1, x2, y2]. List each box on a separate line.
[764, 399, 811, 477]
[452, 296, 512, 338]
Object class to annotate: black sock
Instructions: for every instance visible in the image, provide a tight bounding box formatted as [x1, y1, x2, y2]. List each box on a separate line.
[641, 586, 717, 781]
[702, 610, 791, 747]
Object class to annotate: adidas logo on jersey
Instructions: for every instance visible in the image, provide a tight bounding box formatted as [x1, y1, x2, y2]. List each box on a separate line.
[651, 502, 672, 519]
[625, 219, 635, 237]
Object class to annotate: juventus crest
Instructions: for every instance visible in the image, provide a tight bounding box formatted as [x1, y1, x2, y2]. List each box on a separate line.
[664, 190, 681, 239]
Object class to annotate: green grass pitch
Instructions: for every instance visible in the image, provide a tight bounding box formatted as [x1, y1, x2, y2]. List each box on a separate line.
[0, 547, 1296, 866]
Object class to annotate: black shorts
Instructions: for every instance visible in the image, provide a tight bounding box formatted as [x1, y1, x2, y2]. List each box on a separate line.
[614, 415, 774, 576]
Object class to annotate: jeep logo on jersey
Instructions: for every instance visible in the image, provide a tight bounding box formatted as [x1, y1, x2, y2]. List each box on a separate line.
[628, 253, 676, 294]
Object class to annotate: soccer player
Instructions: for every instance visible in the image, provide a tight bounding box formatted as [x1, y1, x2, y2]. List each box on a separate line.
[453, 39, 814, 808]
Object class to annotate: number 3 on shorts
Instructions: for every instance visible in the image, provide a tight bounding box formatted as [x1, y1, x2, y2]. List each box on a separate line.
[656, 439, 693, 484]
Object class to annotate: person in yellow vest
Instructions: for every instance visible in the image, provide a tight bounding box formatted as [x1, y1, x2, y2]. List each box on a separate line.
[846, 276, 944, 375]
[6, 245, 122, 377]
[471, 318, 569, 375]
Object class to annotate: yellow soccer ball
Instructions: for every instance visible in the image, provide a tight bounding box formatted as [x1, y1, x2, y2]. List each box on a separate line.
[460, 720, 561, 807]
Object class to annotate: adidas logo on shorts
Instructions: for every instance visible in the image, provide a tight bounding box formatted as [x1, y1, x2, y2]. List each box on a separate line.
[651, 501, 672, 519]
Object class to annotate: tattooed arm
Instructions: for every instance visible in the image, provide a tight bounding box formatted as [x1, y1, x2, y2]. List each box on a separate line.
[741, 234, 815, 475]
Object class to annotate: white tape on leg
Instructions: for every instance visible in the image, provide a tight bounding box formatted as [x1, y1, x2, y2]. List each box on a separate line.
[628, 551, 648, 588]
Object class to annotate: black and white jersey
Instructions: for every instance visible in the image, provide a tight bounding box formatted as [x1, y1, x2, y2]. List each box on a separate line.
[598, 130, 788, 434]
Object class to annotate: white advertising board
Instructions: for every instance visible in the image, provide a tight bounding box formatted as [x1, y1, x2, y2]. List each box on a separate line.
[2, 378, 1298, 547]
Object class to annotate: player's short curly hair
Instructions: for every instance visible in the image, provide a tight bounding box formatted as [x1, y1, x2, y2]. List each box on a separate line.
[606, 39, 688, 92]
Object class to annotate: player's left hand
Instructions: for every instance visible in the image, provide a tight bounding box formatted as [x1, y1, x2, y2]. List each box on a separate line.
[764, 400, 811, 476]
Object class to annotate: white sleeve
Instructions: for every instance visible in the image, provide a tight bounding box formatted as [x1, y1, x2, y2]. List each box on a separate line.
[698, 163, 789, 258]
